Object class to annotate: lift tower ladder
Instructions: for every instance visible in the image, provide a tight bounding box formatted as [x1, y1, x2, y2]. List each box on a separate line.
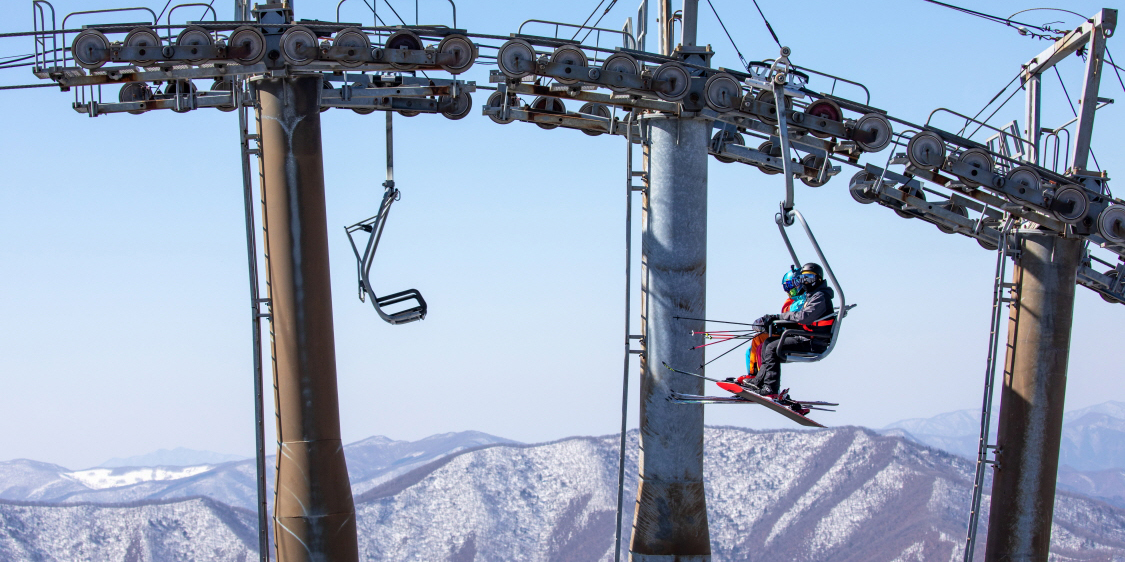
[615, 109, 648, 562]
[963, 217, 1017, 562]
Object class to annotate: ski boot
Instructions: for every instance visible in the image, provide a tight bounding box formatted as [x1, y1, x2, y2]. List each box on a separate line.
[733, 375, 762, 394]
[777, 388, 811, 416]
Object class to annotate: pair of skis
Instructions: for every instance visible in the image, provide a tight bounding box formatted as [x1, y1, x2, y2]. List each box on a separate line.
[662, 362, 837, 428]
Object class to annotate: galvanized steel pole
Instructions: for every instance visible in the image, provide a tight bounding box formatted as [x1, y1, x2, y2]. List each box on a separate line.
[984, 231, 1081, 562]
[630, 115, 711, 561]
[254, 74, 359, 562]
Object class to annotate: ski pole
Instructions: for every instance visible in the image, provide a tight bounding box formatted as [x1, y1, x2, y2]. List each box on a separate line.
[661, 361, 726, 384]
[673, 316, 762, 327]
[702, 336, 753, 367]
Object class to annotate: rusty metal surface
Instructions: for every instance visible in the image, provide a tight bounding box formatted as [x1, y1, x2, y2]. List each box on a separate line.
[254, 74, 358, 562]
[984, 231, 1081, 562]
[631, 116, 711, 560]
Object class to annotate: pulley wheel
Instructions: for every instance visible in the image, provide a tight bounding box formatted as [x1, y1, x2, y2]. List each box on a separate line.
[804, 99, 842, 139]
[1101, 270, 1122, 304]
[852, 113, 892, 153]
[280, 26, 318, 66]
[757, 141, 781, 175]
[956, 148, 994, 187]
[601, 53, 639, 92]
[124, 28, 161, 66]
[176, 26, 213, 65]
[164, 80, 197, 113]
[333, 28, 370, 67]
[397, 110, 420, 117]
[652, 62, 690, 102]
[437, 34, 476, 74]
[754, 89, 790, 126]
[352, 106, 376, 115]
[550, 45, 588, 85]
[530, 96, 565, 129]
[72, 30, 110, 69]
[496, 39, 535, 79]
[385, 29, 423, 51]
[848, 170, 879, 204]
[906, 131, 946, 170]
[228, 26, 266, 65]
[894, 185, 926, 219]
[386, 30, 423, 70]
[440, 91, 473, 120]
[936, 202, 968, 234]
[118, 82, 153, 114]
[320, 80, 333, 113]
[210, 78, 237, 112]
[1051, 185, 1090, 224]
[800, 154, 828, 187]
[1005, 166, 1041, 200]
[577, 102, 611, 136]
[977, 236, 999, 251]
[486, 90, 515, 124]
[710, 130, 744, 163]
[703, 73, 741, 113]
[1097, 205, 1125, 246]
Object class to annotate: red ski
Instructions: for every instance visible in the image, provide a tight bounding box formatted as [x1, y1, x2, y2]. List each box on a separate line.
[716, 382, 825, 428]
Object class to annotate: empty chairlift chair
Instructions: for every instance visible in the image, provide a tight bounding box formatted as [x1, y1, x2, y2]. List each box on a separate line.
[345, 184, 427, 325]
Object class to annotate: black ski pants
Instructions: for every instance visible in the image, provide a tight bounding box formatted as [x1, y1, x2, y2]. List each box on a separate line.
[752, 334, 821, 395]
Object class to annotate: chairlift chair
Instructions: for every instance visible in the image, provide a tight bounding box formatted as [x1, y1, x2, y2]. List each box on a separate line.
[773, 207, 855, 362]
[345, 183, 427, 325]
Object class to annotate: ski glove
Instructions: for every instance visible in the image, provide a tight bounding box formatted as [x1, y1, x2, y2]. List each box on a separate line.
[755, 314, 780, 327]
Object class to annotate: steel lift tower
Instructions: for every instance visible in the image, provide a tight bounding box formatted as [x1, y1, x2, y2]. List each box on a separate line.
[632, 0, 711, 559]
[985, 10, 1117, 561]
[21, 0, 476, 559]
[10, 1, 1125, 561]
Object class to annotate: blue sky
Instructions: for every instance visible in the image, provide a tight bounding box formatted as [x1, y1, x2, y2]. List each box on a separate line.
[1, 0, 1122, 469]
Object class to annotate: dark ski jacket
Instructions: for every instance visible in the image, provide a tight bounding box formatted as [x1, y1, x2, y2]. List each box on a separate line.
[779, 284, 835, 334]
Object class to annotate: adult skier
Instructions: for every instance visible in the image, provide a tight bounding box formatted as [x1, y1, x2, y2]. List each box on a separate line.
[738, 263, 836, 408]
[741, 268, 806, 381]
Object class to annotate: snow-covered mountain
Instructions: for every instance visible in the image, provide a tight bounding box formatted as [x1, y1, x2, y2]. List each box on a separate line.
[98, 447, 246, 468]
[882, 401, 1125, 471]
[0, 430, 514, 509]
[355, 426, 1125, 561]
[5, 427, 1124, 561]
[0, 497, 258, 561]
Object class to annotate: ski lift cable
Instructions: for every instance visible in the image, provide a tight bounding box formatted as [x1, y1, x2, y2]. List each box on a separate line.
[920, 0, 1064, 40]
[957, 71, 1022, 136]
[155, 0, 174, 22]
[570, 0, 608, 41]
[750, 0, 782, 49]
[704, 0, 750, 71]
[382, 0, 409, 26]
[576, 0, 620, 45]
[1105, 46, 1125, 96]
[966, 82, 1022, 139]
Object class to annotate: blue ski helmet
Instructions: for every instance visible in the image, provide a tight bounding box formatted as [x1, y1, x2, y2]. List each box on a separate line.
[782, 268, 801, 297]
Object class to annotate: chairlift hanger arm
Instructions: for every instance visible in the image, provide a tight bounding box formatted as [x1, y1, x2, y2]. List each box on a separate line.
[772, 208, 850, 363]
